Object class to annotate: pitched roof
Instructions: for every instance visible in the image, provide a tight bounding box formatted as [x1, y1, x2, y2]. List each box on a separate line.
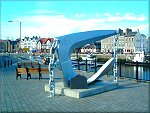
[24, 36, 40, 41]
[38, 38, 54, 44]
[0, 40, 5, 43]
[0, 39, 11, 42]
[124, 32, 137, 37]
[140, 34, 146, 37]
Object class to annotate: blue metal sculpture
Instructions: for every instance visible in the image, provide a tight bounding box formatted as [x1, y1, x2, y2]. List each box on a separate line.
[55, 30, 117, 87]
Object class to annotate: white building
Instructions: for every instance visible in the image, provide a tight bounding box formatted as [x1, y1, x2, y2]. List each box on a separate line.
[124, 31, 137, 54]
[37, 38, 54, 53]
[80, 44, 96, 54]
[21, 36, 40, 52]
[101, 28, 149, 54]
[101, 36, 114, 53]
[134, 32, 149, 53]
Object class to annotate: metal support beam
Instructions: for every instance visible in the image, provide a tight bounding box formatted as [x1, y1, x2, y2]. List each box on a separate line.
[113, 33, 118, 82]
[48, 39, 59, 97]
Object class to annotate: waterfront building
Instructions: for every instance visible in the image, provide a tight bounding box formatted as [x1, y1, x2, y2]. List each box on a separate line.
[101, 36, 114, 54]
[21, 36, 40, 52]
[0, 39, 20, 53]
[101, 28, 149, 54]
[36, 38, 54, 53]
[5, 39, 11, 53]
[0, 39, 12, 53]
[124, 31, 137, 54]
[11, 40, 20, 53]
[133, 32, 148, 54]
[94, 41, 101, 53]
[80, 44, 96, 54]
[0, 40, 6, 53]
[0, 36, 54, 53]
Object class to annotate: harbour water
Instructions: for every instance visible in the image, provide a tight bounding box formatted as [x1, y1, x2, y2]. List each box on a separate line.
[74, 61, 150, 81]
[120, 64, 150, 81]
[0, 55, 149, 81]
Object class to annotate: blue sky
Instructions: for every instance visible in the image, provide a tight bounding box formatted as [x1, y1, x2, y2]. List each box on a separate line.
[1, 0, 149, 40]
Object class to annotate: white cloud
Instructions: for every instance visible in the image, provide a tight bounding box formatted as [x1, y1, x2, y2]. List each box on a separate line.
[95, 13, 146, 22]
[20, 15, 80, 37]
[8, 12, 148, 39]
[103, 13, 113, 17]
[130, 24, 149, 36]
[132, 24, 148, 31]
[123, 13, 146, 21]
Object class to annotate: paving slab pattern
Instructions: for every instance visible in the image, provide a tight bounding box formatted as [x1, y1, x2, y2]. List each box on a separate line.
[0, 63, 150, 113]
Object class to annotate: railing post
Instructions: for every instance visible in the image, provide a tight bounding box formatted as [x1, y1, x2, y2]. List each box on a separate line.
[119, 61, 121, 78]
[77, 59, 80, 70]
[11, 59, 12, 65]
[136, 61, 138, 82]
[85, 59, 88, 72]
[8, 60, 9, 66]
[4, 60, 6, 67]
[94, 58, 97, 73]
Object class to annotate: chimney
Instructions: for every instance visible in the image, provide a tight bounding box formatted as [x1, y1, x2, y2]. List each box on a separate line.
[118, 28, 123, 35]
[126, 28, 132, 35]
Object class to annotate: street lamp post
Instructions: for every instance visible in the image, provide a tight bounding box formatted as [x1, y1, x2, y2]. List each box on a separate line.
[8, 21, 22, 57]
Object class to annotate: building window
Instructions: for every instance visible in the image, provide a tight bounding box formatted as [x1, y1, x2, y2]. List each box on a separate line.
[127, 49, 130, 52]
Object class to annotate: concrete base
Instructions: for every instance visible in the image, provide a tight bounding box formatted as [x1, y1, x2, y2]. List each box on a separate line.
[45, 80, 119, 98]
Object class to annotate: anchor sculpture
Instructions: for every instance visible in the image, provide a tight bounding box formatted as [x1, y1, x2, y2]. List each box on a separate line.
[49, 30, 118, 88]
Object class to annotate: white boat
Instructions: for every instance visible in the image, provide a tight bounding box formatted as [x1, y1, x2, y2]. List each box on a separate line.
[82, 54, 95, 65]
[133, 51, 144, 62]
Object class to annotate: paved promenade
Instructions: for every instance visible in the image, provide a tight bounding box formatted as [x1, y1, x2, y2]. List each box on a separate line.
[0, 62, 150, 113]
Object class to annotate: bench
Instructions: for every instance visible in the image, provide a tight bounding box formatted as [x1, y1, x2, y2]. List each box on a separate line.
[16, 68, 30, 80]
[16, 66, 49, 80]
[17, 62, 40, 68]
[40, 68, 49, 74]
[27, 68, 41, 80]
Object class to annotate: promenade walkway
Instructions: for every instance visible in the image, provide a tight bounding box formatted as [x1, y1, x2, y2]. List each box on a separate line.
[0, 63, 149, 113]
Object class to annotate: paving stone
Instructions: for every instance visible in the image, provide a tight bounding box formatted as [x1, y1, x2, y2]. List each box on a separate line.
[0, 62, 149, 113]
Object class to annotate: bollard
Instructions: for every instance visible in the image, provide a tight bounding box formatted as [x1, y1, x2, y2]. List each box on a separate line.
[85, 59, 88, 72]
[119, 61, 121, 78]
[136, 61, 138, 82]
[94, 58, 97, 73]
[10, 59, 12, 65]
[4, 61, 6, 67]
[8, 60, 9, 66]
